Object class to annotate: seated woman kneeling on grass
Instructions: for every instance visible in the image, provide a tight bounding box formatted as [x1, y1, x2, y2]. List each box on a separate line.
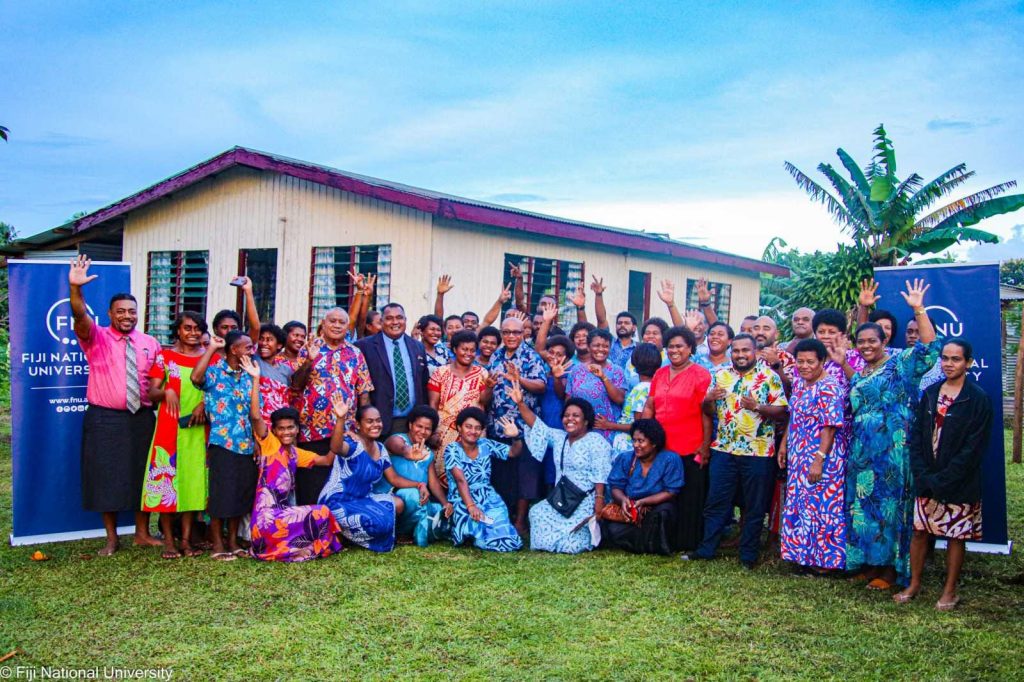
[319, 402, 430, 553]
[444, 407, 523, 552]
[381, 405, 452, 546]
[243, 357, 343, 562]
[599, 419, 683, 556]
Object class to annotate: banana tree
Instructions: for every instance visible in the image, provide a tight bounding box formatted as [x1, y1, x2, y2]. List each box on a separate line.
[785, 124, 1023, 265]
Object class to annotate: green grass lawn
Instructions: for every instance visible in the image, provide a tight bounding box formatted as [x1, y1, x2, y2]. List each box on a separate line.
[1, 417, 1022, 680]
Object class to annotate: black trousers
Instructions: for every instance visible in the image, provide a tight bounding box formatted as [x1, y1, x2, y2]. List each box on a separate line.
[673, 455, 707, 552]
[294, 438, 332, 506]
[601, 502, 677, 555]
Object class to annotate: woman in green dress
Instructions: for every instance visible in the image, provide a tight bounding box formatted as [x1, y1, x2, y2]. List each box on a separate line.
[846, 279, 940, 589]
[142, 312, 210, 559]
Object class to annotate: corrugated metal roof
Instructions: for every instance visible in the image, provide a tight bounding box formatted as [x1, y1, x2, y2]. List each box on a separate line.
[5, 146, 790, 276]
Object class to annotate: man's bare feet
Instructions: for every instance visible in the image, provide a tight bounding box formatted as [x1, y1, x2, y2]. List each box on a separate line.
[97, 539, 119, 556]
[133, 534, 163, 548]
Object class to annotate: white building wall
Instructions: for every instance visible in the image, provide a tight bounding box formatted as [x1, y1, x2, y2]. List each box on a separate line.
[122, 168, 761, 331]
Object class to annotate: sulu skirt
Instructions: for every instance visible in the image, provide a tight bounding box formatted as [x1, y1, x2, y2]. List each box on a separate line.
[208, 445, 257, 519]
[81, 405, 155, 513]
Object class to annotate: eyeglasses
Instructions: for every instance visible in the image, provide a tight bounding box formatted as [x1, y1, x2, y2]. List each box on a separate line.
[501, 330, 523, 336]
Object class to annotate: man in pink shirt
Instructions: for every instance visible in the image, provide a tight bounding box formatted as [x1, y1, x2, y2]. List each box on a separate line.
[70, 255, 162, 555]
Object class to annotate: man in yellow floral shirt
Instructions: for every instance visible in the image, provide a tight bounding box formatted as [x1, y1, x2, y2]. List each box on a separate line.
[690, 334, 788, 569]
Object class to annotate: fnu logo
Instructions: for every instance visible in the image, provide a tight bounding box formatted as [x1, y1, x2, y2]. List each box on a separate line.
[46, 298, 98, 346]
[925, 305, 963, 338]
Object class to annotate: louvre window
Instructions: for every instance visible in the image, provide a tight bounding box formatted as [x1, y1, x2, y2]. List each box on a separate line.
[237, 248, 277, 325]
[145, 250, 209, 344]
[685, 278, 732, 323]
[309, 245, 392, 326]
[503, 254, 585, 329]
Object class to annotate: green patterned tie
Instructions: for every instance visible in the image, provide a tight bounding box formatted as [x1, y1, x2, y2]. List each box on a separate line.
[392, 338, 410, 411]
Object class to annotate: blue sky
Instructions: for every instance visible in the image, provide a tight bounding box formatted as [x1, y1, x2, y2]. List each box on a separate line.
[2, 0, 1023, 260]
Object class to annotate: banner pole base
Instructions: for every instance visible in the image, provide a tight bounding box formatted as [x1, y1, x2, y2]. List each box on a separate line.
[10, 525, 137, 547]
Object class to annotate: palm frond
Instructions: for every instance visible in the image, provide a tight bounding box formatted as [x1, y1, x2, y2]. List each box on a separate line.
[784, 162, 855, 228]
[0, 126, 8, 142]
[818, 163, 874, 234]
[904, 225, 1000, 256]
[909, 164, 973, 213]
[836, 148, 870, 195]
[915, 182, 1019, 229]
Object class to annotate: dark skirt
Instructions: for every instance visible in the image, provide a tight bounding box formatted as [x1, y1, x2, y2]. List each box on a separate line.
[491, 438, 544, 512]
[81, 405, 155, 513]
[674, 454, 706, 552]
[294, 438, 332, 506]
[601, 502, 676, 555]
[207, 445, 257, 519]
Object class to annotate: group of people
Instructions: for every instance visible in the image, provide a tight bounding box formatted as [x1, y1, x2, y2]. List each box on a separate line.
[70, 255, 993, 611]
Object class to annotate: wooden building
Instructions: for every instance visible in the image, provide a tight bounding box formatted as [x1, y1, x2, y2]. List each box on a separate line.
[4, 147, 787, 343]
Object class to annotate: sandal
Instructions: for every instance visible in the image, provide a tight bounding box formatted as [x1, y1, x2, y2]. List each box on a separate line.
[161, 550, 182, 560]
[231, 548, 248, 557]
[894, 589, 921, 604]
[181, 547, 204, 558]
[210, 552, 237, 562]
[867, 577, 895, 591]
[936, 596, 961, 611]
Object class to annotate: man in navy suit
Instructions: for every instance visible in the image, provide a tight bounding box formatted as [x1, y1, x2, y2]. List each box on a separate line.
[355, 302, 429, 436]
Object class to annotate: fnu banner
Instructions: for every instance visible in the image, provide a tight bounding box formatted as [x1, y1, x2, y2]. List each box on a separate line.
[8, 260, 133, 545]
[874, 262, 1009, 553]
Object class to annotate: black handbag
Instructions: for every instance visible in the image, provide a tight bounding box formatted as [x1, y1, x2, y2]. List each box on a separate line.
[546, 439, 590, 518]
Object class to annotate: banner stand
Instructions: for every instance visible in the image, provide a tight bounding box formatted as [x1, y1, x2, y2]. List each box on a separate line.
[8, 260, 135, 546]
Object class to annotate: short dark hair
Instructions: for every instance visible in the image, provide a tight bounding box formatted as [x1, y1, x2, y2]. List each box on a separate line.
[630, 418, 667, 452]
[570, 322, 597, 339]
[381, 302, 406, 316]
[455, 406, 488, 428]
[944, 337, 973, 362]
[562, 397, 596, 430]
[615, 311, 637, 325]
[641, 317, 670, 338]
[109, 293, 137, 308]
[282, 320, 307, 335]
[477, 326, 501, 343]
[794, 338, 827, 361]
[170, 311, 208, 341]
[223, 330, 249, 348]
[408, 405, 440, 431]
[631, 342, 661, 378]
[546, 335, 575, 361]
[212, 309, 242, 331]
[812, 308, 847, 334]
[868, 309, 898, 343]
[664, 325, 696, 351]
[731, 333, 756, 349]
[743, 314, 758, 322]
[450, 329, 478, 350]
[855, 322, 885, 343]
[354, 404, 380, 422]
[588, 328, 614, 345]
[270, 407, 301, 426]
[417, 314, 443, 331]
[707, 321, 735, 339]
[461, 311, 479, 321]
[259, 323, 286, 346]
[443, 315, 463, 327]
[366, 310, 381, 323]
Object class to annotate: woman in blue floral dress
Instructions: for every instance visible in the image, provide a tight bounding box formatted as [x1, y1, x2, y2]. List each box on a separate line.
[319, 400, 430, 553]
[444, 407, 523, 552]
[846, 279, 940, 589]
[513, 382, 612, 554]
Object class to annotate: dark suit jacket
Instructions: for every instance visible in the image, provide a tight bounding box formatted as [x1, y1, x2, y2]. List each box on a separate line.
[355, 332, 429, 435]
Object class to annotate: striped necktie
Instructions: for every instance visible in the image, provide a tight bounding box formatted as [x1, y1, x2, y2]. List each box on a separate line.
[392, 338, 410, 412]
[125, 336, 141, 414]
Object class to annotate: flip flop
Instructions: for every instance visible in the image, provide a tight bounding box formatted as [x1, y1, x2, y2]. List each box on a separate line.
[161, 550, 182, 560]
[893, 589, 921, 604]
[867, 577, 895, 591]
[181, 547, 204, 558]
[210, 552, 236, 562]
[936, 596, 961, 611]
[231, 548, 249, 558]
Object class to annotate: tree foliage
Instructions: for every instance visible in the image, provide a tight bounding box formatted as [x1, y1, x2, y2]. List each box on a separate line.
[785, 124, 1021, 266]
[1001, 259, 1024, 288]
